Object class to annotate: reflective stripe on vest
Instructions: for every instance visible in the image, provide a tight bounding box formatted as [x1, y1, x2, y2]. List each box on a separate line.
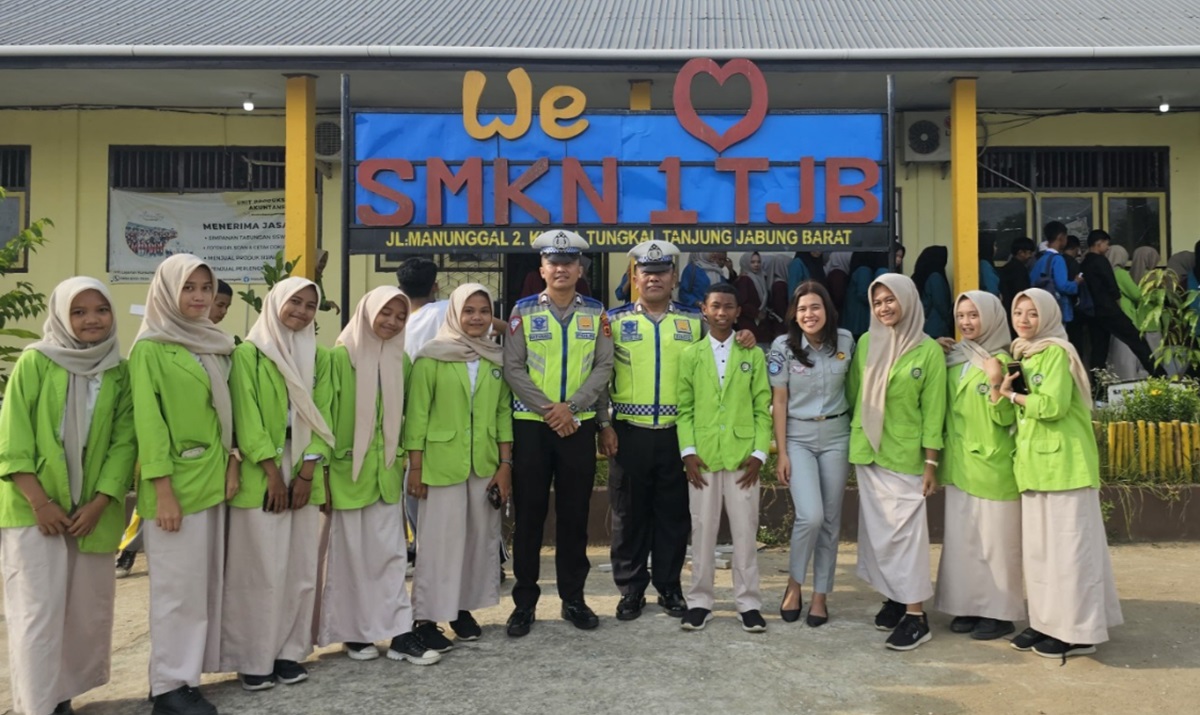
[608, 304, 703, 427]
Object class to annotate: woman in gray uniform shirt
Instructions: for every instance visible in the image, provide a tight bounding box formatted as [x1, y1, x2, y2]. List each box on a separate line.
[768, 282, 855, 627]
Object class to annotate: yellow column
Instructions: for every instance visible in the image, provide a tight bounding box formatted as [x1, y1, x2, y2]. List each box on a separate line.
[285, 73, 318, 280]
[950, 78, 979, 298]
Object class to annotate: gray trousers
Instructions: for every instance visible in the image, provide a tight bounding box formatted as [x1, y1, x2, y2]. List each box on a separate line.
[784, 416, 850, 594]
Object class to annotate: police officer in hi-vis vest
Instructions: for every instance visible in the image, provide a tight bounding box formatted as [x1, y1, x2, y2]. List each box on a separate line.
[503, 229, 614, 637]
[598, 240, 703, 620]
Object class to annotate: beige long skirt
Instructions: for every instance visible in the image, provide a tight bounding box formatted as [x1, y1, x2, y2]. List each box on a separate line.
[220, 504, 320, 674]
[145, 505, 226, 696]
[1023, 488, 1124, 644]
[934, 485, 1026, 621]
[855, 464, 934, 604]
[412, 475, 501, 623]
[314, 499, 412, 646]
[1, 527, 114, 715]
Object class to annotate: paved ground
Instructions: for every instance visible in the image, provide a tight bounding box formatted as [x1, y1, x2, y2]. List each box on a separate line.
[2, 542, 1198, 715]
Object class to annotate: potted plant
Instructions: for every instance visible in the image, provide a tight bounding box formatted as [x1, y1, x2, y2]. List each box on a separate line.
[1136, 268, 1200, 376]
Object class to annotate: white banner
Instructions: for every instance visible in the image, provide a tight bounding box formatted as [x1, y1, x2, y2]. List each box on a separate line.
[107, 190, 286, 283]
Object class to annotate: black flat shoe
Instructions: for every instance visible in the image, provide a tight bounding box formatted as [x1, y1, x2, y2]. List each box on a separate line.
[780, 589, 802, 623]
[950, 616, 981, 634]
[806, 609, 828, 627]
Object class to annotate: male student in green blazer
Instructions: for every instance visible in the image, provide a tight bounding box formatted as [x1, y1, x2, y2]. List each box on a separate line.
[676, 283, 773, 633]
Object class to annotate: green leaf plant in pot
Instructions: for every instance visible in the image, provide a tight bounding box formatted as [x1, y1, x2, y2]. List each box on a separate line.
[1136, 268, 1200, 377]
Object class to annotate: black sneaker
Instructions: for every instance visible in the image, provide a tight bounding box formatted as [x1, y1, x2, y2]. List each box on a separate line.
[1010, 627, 1048, 652]
[344, 641, 380, 661]
[885, 613, 932, 651]
[386, 632, 442, 665]
[53, 701, 74, 715]
[561, 599, 600, 630]
[971, 618, 1016, 641]
[738, 609, 768, 633]
[874, 599, 906, 631]
[115, 550, 137, 578]
[657, 589, 688, 617]
[273, 659, 308, 684]
[506, 607, 535, 637]
[950, 616, 980, 634]
[450, 610, 482, 641]
[616, 592, 646, 621]
[414, 621, 454, 653]
[152, 685, 217, 715]
[680, 607, 713, 631]
[1032, 637, 1096, 660]
[238, 673, 276, 691]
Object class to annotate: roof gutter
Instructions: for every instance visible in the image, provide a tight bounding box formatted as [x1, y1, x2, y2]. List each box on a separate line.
[0, 44, 1199, 61]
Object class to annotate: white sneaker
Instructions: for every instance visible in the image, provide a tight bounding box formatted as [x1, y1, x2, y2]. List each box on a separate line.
[345, 642, 380, 661]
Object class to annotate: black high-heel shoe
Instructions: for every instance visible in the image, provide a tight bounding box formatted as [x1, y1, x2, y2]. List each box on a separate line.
[780, 587, 802, 623]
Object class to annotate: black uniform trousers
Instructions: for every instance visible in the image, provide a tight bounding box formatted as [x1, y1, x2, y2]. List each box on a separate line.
[511, 418, 597, 609]
[1087, 311, 1159, 376]
[608, 419, 691, 597]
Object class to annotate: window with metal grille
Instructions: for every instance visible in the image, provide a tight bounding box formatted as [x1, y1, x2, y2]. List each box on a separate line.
[109, 146, 286, 192]
[0, 146, 29, 191]
[1, 146, 32, 271]
[979, 147, 1168, 192]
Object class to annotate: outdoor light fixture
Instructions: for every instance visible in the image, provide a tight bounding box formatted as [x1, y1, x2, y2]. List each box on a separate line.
[1158, 97, 1170, 113]
[242, 93, 255, 112]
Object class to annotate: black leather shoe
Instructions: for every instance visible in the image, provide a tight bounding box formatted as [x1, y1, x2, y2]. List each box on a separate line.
[656, 589, 687, 617]
[780, 587, 802, 623]
[53, 702, 74, 715]
[506, 607, 535, 637]
[806, 609, 829, 627]
[561, 599, 600, 630]
[950, 616, 981, 634]
[152, 686, 217, 715]
[971, 618, 1016, 641]
[616, 592, 646, 621]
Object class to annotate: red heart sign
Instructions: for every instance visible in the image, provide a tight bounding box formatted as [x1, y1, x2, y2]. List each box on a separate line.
[673, 58, 770, 154]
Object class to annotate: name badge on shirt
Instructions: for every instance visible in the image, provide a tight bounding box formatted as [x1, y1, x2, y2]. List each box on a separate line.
[673, 318, 694, 341]
[575, 315, 596, 340]
[180, 446, 206, 459]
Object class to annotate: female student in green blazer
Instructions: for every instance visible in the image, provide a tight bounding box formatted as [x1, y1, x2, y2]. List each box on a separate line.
[223, 277, 335, 691]
[316, 286, 441, 667]
[846, 272, 946, 652]
[0, 277, 136, 715]
[404, 283, 514, 650]
[990, 288, 1123, 660]
[129, 254, 236, 715]
[933, 291, 1024, 642]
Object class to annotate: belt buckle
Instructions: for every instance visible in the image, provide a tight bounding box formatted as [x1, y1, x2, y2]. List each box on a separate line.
[812, 415, 827, 422]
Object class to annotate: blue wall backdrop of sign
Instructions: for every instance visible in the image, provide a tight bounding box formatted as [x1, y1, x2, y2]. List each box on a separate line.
[350, 111, 890, 254]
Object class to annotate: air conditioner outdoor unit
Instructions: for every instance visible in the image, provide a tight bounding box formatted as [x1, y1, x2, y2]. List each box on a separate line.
[902, 112, 951, 163]
[315, 118, 343, 161]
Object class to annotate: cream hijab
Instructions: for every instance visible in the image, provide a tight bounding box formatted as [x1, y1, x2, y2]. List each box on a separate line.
[1010, 288, 1092, 409]
[26, 277, 122, 504]
[336, 286, 409, 482]
[1106, 244, 1131, 269]
[1130, 246, 1160, 283]
[946, 291, 1011, 370]
[134, 254, 236, 452]
[739, 252, 768, 308]
[245, 277, 335, 467]
[418, 283, 504, 365]
[860, 273, 927, 452]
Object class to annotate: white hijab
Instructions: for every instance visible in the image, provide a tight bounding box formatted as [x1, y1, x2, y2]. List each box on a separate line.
[1010, 288, 1092, 409]
[946, 291, 1011, 370]
[418, 283, 504, 365]
[26, 277, 122, 504]
[336, 286, 409, 482]
[134, 254, 236, 452]
[860, 273, 927, 452]
[245, 277, 335, 467]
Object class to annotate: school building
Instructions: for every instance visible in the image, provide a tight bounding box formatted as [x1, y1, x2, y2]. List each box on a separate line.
[2, 0, 1199, 340]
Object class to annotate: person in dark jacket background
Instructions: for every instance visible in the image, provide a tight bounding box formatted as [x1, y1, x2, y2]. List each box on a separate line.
[1080, 230, 1160, 378]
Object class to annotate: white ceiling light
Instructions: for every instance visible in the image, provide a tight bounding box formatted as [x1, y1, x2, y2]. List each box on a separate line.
[242, 92, 255, 112]
[1158, 97, 1170, 113]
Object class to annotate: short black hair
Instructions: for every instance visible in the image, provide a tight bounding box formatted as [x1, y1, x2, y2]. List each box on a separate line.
[396, 257, 438, 298]
[703, 283, 737, 302]
[216, 280, 233, 297]
[1011, 237, 1036, 255]
[1066, 235, 1081, 250]
[1043, 221, 1068, 244]
[1087, 229, 1112, 248]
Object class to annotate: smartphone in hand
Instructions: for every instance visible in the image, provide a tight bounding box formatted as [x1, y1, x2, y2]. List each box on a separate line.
[1006, 361, 1029, 395]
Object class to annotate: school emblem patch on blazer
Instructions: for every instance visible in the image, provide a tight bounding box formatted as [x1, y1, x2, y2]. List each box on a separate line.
[740, 361, 751, 372]
[911, 367, 923, 379]
[977, 383, 989, 394]
[1032, 374, 1044, 385]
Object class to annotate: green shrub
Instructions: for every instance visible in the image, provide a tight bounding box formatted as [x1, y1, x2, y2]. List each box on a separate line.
[1117, 377, 1200, 424]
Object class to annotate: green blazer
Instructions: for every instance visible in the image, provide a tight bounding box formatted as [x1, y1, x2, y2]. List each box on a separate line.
[129, 339, 229, 519]
[403, 356, 513, 487]
[847, 335, 947, 476]
[676, 339, 772, 472]
[1012, 346, 1100, 493]
[0, 350, 137, 553]
[327, 346, 410, 510]
[938, 354, 1019, 501]
[229, 342, 333, 509]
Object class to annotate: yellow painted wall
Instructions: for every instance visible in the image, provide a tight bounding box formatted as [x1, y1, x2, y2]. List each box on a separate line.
[3, 108, 1199, 351]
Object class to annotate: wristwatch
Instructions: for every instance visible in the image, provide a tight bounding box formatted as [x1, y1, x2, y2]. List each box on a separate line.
[597, 420, 611, 430]
[567, 401, 580, 414]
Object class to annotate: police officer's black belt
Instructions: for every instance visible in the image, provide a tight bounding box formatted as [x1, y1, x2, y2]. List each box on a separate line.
[797, 411, 849, 422]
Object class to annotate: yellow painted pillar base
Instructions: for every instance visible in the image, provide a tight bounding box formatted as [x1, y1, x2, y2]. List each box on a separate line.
[285, 73, 318, 280]
[950, 78, 979, 301]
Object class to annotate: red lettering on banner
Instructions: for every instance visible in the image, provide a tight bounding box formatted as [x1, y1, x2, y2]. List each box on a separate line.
[494, 157, 550, 225]
[826, 158, 881, 224]
[766, 157, 817, 224]
[562, 157, 618, 224]
[673, 59, 769, 154]
[356, 159, 415, 226]
[715, 158, 769, 224]
[650, 157, 698, 224]
[426, 157, 484, 226]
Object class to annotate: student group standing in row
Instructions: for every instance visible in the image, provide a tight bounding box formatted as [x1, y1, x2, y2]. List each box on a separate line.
[0, 230, 1122, 715]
